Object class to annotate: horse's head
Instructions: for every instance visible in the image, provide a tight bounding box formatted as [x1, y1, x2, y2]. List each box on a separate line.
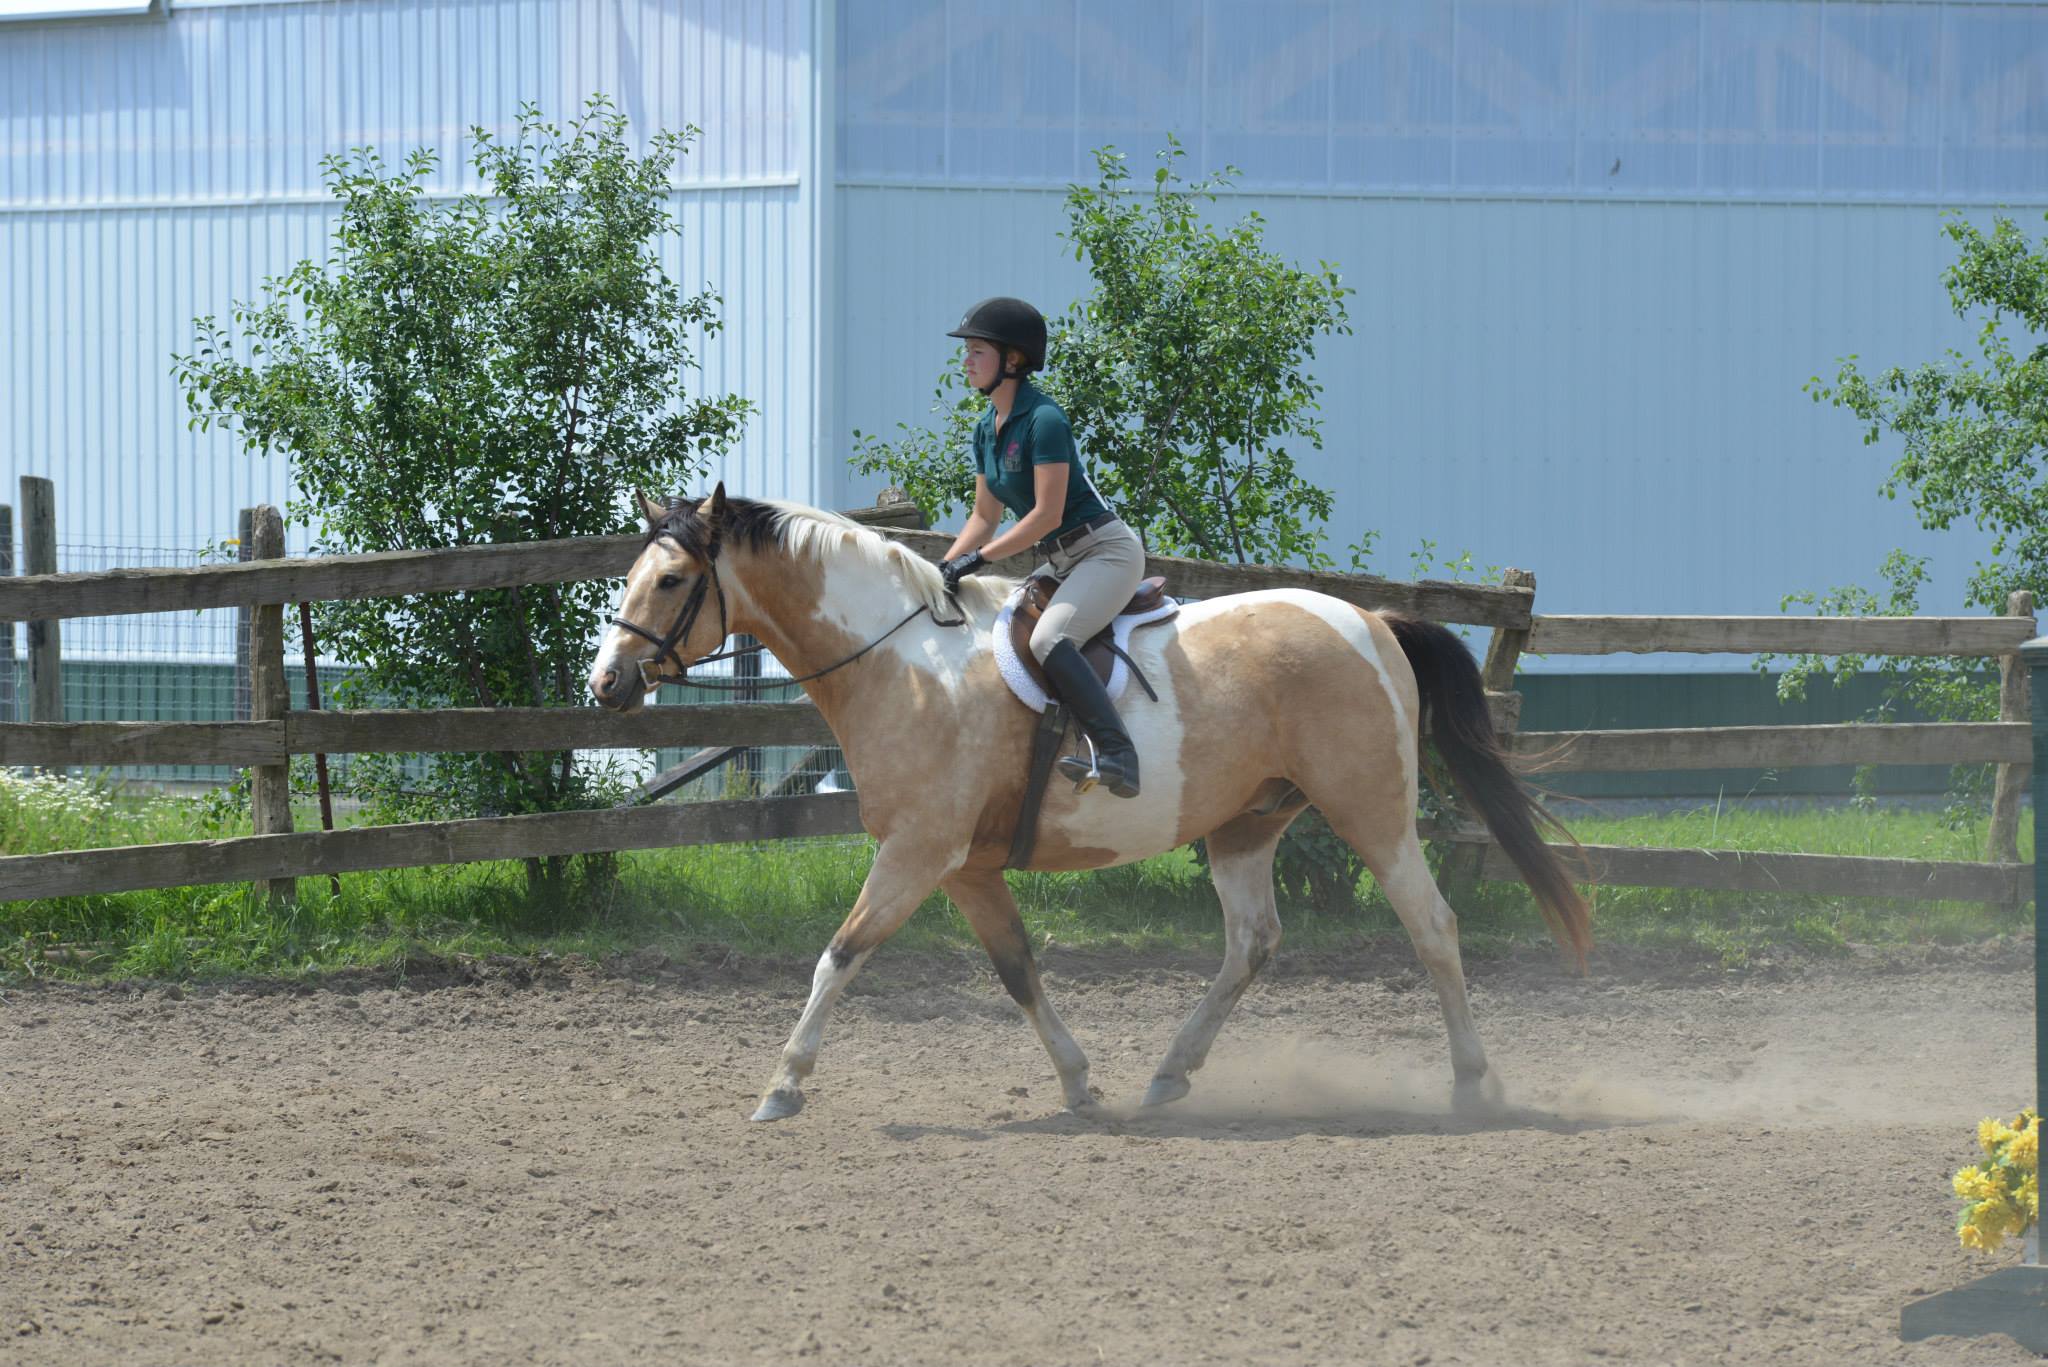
[588, 484, 734, 713]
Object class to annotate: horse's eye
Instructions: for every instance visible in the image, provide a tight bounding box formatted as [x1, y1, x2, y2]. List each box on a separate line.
[658, 575, 682, 590]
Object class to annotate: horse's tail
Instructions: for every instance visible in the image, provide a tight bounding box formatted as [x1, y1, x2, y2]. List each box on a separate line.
[1381, 613, 1593, 971]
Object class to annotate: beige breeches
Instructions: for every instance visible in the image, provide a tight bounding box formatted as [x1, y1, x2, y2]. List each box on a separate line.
[1027, 518, 1147, 664]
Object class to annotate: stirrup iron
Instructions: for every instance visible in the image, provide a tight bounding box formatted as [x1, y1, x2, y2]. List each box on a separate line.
[1065, 734, 1102, 794]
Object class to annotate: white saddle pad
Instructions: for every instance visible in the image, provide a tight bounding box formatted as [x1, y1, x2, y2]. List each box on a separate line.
[992, 582, 1180, 713]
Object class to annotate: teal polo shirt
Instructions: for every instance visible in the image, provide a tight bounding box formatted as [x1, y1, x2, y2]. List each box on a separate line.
[972, 381, 1112, 540]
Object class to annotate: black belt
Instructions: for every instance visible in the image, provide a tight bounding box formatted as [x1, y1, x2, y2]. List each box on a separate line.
[1035, 512, 1119, 559]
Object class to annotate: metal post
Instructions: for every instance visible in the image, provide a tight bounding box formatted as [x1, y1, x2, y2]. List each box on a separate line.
[2031, 635, 2047, 1256]
[734, 632, 763, 791]
[22, 478, 60, 740]
[0, 501, 13, 726]
[1900, 635, 2048, 1348]
[298, 601, 340, 898]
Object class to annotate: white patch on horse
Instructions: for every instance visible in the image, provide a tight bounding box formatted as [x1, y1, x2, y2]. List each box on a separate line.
[1037, 622, 1188, 862]
[761, 501, 1011, 691]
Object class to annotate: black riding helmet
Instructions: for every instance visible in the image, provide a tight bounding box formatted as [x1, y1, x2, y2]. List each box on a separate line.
[947, 296, 1046, 394]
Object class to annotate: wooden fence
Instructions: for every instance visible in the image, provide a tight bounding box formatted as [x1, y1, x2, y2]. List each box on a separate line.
[0, 503, 2034, 910]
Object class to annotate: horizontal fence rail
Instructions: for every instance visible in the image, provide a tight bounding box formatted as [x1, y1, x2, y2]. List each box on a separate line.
[1527, 615, 2033, 657]
[0, 794, 866, 902]
[3, 714, 2021, 774]
[0, 703, 838, 768]
[0, 523, 1534, 630]
[1511, 721, 2030, 772]
[1473, 841, 2028, 906]
[0, 696, 1522, 767]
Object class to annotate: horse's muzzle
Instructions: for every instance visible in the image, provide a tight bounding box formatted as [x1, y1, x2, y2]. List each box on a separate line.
[590, 666, 648, 714]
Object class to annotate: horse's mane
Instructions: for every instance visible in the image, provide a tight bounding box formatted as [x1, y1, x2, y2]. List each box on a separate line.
[652, 495, 1015, 618]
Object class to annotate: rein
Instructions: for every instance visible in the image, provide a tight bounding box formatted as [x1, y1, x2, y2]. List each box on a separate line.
[611, 524, 966, 693]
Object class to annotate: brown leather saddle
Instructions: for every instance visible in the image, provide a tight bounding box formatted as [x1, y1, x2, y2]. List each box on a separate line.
[1006, 574, 1171, 697]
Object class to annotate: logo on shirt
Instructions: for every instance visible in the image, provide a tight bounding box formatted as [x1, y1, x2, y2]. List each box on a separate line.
[1001, 440, 1023, 473]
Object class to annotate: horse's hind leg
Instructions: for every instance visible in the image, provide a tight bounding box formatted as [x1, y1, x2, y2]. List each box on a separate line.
[1142, 813, 1289, 1108]
[1334, 815, 1502, 1115]
[752, 835, 961, 1122]
[942, 868, 1094, 1113]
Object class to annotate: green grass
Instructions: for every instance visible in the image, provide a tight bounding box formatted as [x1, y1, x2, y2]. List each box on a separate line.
[0, 768, 2034, 981]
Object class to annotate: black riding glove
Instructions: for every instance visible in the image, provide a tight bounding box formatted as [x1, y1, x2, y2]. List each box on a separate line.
[940, 550, 987, 591]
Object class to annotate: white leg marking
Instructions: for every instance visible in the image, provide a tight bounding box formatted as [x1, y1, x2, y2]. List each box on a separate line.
[1023, 995, 1094, 1110]
[752, 947, 871, 1121]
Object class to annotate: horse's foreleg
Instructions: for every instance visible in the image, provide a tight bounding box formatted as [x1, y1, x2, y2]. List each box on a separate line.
[1143, 815, 1287, 1108]
[942, 868, 1094, 1113]
[751, 837, 961, 1122]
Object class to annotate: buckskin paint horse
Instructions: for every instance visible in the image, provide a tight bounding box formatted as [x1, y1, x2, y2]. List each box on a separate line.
[589, 488, 1591, 1121]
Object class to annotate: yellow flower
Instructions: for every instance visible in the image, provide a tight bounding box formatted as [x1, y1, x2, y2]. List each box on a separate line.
[1961, 1216, 2007, 1252]
[1955, 1108, 2039, 1254]
[1954, 1166, 2003, 1203]
[1980, 1116, 2014, 1156]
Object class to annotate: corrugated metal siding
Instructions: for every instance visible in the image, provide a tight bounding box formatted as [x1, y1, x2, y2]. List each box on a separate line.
[3, 0, 800, 205]
[836, 184, 2015, 670]
[838, 0, 2048, 202]
[2, 0, 816, 572]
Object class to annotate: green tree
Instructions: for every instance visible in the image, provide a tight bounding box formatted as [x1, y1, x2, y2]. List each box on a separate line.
[1783, 213, 2048, 826]
[175, 98, 751, 896]
[1811, 212, 2048, 612]
[854, 138, 1356, 567]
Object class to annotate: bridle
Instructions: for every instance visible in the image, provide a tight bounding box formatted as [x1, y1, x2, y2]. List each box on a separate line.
[609, 519, 964, 695]
[609, 540, 731, 692]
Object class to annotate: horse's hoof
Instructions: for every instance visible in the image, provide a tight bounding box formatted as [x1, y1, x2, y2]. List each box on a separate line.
[750, 1088, 805, 1122]
[1141, 1075, 1191, 1108]
[1452, 1071, 1506, 1119]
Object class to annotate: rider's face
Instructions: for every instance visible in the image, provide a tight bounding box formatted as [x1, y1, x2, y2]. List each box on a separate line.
[963, 338, 999, 390]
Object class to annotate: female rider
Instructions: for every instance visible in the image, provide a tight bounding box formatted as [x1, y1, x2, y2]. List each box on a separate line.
[937, 297, 1146, 799]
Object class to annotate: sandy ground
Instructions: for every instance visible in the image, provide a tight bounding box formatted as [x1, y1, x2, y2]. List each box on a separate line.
[1, 941, 2041, 1366]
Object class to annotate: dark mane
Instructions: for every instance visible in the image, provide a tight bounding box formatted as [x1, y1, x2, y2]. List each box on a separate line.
[647, 495, 787, 560]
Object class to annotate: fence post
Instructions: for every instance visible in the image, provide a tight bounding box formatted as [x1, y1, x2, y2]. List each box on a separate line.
[1987, 590, 2035, 869]
[247, 505, 295, 904]
[1435, 568, 1535, 907]
[0, 500, 13, 726]
[22, 478, 60, 745]
[234, 507, 255, 722]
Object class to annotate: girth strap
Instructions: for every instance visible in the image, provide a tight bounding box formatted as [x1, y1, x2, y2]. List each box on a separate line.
[1007, 702, 1072, 870]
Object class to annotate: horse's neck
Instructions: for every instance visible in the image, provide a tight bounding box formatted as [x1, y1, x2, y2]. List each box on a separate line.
[727, 541, 976, 721]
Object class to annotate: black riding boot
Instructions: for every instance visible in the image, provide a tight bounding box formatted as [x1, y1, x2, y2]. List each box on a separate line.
[1042, 639, 1141, 799]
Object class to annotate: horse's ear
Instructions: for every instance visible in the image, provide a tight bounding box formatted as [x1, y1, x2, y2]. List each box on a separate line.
[636, 489, 666, 525]
[704, 482, 728, 525]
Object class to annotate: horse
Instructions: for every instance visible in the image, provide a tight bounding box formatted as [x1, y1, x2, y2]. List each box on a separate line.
[588, 486, 1591, 1122]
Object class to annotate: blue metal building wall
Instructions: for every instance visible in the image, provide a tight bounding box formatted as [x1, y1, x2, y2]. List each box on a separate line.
[831, 185, 2009, 670]
[831, 0, 2048, 672]
[1, 0, 819, 575]
[8, 0, 2048, 693]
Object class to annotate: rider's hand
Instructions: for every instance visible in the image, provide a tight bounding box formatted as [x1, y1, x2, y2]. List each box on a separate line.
[940, 550, 987, 591]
